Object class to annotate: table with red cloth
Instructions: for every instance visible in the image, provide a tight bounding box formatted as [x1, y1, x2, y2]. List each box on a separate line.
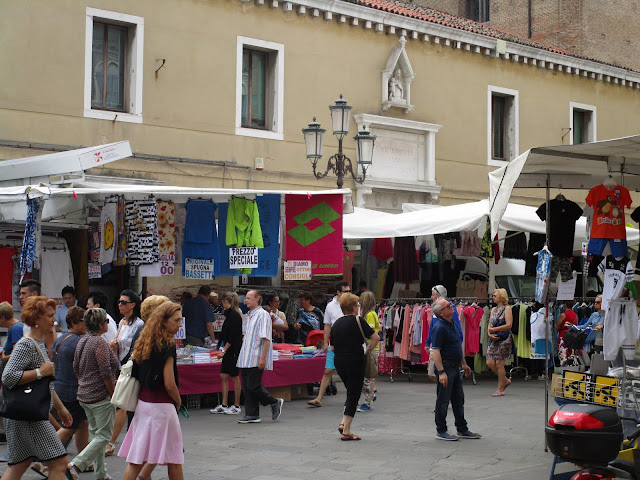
[177, 356, 326, 395]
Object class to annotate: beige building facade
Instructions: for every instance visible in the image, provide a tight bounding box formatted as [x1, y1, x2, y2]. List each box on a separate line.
[2, 0, 640, 210]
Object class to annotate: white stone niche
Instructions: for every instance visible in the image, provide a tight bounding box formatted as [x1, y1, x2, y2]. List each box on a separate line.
[382, 36, 415, 113]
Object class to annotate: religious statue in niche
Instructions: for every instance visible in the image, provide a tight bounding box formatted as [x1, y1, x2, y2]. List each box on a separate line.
[381, 36, 415, 113]
[388, 68, 405, 102]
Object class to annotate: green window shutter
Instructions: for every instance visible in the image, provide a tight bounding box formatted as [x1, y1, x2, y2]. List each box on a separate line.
[91, 22, 105, 108]
[250, 51, 266, 128]
[492, 95, 505, 159]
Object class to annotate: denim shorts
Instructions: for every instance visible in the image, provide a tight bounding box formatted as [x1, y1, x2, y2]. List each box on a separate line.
[588, 238, 628, 257]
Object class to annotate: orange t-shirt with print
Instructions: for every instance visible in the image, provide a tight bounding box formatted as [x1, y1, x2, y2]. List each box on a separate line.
[585, 184, 632, 239]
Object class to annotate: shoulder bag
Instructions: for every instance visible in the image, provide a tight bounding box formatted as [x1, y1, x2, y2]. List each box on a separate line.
[0, 337, 52, 421]
[111, 358, 140, 412]
[355, 316, 378, 379]
[492, 306, 511, 341]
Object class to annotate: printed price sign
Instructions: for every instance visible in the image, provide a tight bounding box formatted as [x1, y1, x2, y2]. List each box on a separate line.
[174, 319, 186, 340]
[562, 371, 588, 401]
[184, 258, 214, 280]
[229, 247, 258, 269]
[88, 262, 102, 279]
[160, 253, 175, 276]
[213, 313, 225, 332]
[283, 260, 312, 281]
[593, 375, 619, 406]
[557, 274, 577, 301]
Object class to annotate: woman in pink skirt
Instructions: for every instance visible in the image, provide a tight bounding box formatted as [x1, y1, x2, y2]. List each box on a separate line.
[118, 302, 184, 480]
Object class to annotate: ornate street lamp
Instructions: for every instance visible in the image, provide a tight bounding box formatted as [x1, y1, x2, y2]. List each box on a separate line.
[302, 94, 376, 189]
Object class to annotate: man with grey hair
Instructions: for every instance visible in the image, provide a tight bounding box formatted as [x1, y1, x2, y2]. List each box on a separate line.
[431, 297, 480, 441]
[426, 285, 463, 380]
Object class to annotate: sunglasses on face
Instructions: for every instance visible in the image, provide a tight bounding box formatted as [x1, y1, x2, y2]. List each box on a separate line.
[118, 300, 133, 305]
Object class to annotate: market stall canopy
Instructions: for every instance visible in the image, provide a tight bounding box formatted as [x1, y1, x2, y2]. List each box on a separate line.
[0, 141, 133, 186]
[0, 182, 352, 203]
[343, 201, 489, 239]
[0, 181, 353, 230]
[488, 134, 640, 238]
[344, 201, 639, 247]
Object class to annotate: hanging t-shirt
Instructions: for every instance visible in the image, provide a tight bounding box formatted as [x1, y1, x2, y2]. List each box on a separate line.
[585, 184, 632, 240]
[0, 247, 18, 304]
[536, 199, 583, 257]
[601, 255, 634, 311]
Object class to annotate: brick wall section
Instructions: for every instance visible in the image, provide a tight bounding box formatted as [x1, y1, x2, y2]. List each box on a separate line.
[410, 0, 464, 16]
[490, 0, 530, 38]
[414, 0, 640, 71]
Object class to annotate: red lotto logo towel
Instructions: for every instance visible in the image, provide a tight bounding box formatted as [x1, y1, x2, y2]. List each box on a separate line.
[285, 194, 343, 275]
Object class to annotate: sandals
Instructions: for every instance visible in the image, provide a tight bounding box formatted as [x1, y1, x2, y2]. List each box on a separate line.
[31, 462, 49, 478]
[104, 442, 115, 457]
[307, 400, 322, 408]
[340, 433, 362, 441]
[338, 423, 344, 434]
[491, 391, 505, 397]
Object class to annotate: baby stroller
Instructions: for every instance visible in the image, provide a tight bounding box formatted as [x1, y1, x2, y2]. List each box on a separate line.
[562, 325, 594, 369]
[305, 330, 338, 396]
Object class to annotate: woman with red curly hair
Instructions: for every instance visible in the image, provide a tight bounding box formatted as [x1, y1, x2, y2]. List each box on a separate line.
[118, 302, 184, 480]
[1, 296, 73, 479]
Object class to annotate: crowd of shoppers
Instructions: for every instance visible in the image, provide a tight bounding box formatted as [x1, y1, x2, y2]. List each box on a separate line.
[0, 278, 504, 479]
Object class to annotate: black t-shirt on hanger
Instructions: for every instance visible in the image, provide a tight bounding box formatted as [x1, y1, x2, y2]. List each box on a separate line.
[536, 199, 583, 257]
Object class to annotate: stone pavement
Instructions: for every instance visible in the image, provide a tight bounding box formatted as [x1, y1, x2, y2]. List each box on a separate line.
[3, 372, 575, 480]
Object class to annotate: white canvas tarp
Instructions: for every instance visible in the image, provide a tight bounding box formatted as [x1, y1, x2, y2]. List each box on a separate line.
[343, 200, 639, 246]
[488, 134, 640, 238]
[0, 141, 133, 185]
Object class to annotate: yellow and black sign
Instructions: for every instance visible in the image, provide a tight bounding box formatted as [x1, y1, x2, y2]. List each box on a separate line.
[563, 371, 589, 401]
[592, 375, 619, 407]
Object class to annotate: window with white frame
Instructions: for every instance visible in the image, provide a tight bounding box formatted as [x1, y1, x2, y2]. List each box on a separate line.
[84, 8, 144, 123]
[570, 102, 596, 145]
[236, 36, 284, 141]
[487, 86, 518, 165]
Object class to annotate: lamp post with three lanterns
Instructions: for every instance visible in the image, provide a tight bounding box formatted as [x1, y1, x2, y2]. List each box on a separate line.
[302, 94, 376, 189]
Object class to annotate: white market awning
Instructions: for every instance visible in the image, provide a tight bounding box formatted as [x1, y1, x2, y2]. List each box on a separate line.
[343, 200, 639, 247]
[0, 141, 133, 185]
[488, 134, 640, 238]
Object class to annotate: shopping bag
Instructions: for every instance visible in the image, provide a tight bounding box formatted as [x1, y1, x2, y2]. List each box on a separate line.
[111, 359, 140, 412]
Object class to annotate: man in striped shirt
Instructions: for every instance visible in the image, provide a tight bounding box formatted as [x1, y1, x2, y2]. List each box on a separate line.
[236, 289, 284, 424]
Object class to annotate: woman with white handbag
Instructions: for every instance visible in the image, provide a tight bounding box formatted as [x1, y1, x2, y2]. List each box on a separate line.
[118, 302, 185, 480]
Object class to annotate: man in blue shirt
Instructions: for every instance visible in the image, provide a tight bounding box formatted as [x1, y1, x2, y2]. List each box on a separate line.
[431, 297, 480, 441]
[55, 285, 77, 332]
[182, 285, 216, 346]
[426, 285, 463, 380]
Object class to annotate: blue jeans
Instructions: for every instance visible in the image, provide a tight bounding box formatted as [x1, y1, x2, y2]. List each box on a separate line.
[435, 364, 468, 434]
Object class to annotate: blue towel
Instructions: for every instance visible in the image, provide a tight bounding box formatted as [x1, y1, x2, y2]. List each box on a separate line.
[182, 201, 220, 276]
[184, 200, 215, 243]
[218, 194, 280, 277]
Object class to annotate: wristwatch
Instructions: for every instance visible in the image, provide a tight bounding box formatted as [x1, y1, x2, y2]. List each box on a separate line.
[220, 348, 226, 354]
[35, 368, 42, 380]
[437, 369, 445, 376]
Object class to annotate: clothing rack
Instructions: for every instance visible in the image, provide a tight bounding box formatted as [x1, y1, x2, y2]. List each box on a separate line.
[509, 301, 533, 381]
[382, 297, 486, 384]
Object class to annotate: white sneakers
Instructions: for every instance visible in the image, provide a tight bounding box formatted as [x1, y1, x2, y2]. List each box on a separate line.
[210, 405, 241, 415]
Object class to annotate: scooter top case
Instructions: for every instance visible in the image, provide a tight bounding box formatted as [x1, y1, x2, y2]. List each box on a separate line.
[546, 403, 623, 467]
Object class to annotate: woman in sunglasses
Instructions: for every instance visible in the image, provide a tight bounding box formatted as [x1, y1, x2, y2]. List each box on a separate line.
[105, 289, 144, 457]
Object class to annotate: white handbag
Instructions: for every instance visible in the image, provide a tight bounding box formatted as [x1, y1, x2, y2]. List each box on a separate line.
[110, 359, 140, 412]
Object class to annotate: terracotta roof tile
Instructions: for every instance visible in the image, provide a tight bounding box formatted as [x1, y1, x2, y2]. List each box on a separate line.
[344, 0, 622, 67]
